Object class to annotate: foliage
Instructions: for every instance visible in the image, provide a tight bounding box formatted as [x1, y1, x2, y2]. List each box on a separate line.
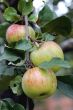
[0, 0, 73, 109]
[0, 98, 25, 110]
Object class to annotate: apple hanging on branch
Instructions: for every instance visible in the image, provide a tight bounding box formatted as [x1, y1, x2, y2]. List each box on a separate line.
[22, 67, 57, 100]
[30, 41, 64, 72]
[6, 24, 35, 43]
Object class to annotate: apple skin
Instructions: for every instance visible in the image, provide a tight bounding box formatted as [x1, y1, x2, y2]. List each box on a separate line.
[30, 41, 64, 72]
[22, 67, 57, 100]
[6, 24, 35, 43]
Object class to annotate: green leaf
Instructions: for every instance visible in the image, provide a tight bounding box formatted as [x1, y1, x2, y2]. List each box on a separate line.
[0, 22, 9, 37]
[0, 101, 8, 110]
[38, 5, 56, 27]
[15, 60, 25, 66]
[0, 62, 15, 76]
[58, 75, 73, 86]
[10, 75, 23, 95]
[0, 62, 15, 92]
[65, 51, 73, 67]
[0, 76, 14, 92]
[39, 58, 71, 70]
[3, 7, 21, 22]
[56, 68, 72, 76]
[3, 98, 15, 108]
[13, 103, 25, 110]
[2, 98, 14, 110]
[15, 40, 32, 51]
[58, 75, 73, 98]
[66, 9, 73, 24]
[58, 81, 73, 98]
[0, 47, 20, 62]
[28, 13, 38, 23]
[41, 33, 55, 41]
[5, 46, 25, 60]
[18, 0, 33, 15]
[42, 16, 72, 36]
[0, 99, 25, 110]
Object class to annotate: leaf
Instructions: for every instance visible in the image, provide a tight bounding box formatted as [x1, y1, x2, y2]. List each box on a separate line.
[0, 61, 15, 92]
[41, 33, 55, 41]
[39, 58, 71, 70]
[18, 0, 33, 15]
[5, 46, 25, 60]
[0, 75, 14, 92]
[57, 75, 73, 98]
[66, 9, 73, 24]
[57, 75, 73, 86]
[0, 62, 15, 76]
[3, 98, 14, 110]
[56, 68, 72, 76]
[3, 7, 21, 22]
[15, 60, 25, 66]
[65, 51, 73, 66]
[38, 5, 55, 27]
[58, 81, 73, 98]
[42, 16, 72, 36]
[0, 101, 8, 110]
[13, 103, 25, 110]
[3, 98, 15, 108]
[0, 47, 20, 62]
[10, 75, 23, 95]
[0, 99, 25, 110]
[15, 40, 32, 51]
[28, 13, 38, 23]
[0, 22, 9, 37]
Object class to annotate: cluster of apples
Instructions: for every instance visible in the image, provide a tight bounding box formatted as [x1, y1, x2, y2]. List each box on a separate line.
[6, 24, 64, 100]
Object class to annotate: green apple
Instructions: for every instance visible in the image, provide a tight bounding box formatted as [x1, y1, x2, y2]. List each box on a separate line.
[30, 41, 64, 72]
[6, 24, 35, 43]
[22, 67, 57, 100]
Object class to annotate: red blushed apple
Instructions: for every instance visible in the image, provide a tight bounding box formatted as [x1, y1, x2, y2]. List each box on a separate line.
[6, 24, 35, 43]
[22, 67, 57, 100]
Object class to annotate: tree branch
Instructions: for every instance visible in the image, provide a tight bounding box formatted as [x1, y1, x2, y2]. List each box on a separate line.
[25, 16, 29, 40]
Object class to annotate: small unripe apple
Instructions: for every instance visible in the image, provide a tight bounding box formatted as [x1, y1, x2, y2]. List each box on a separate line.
[6, 24, 35, 43]
[22, 67, 57, 100]
[30, 41, 64, 72]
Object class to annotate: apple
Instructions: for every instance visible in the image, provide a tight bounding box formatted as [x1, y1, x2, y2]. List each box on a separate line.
[6, 24, 35, 43]
[30, 41, 64, 72]
[22, 67, 57, 100]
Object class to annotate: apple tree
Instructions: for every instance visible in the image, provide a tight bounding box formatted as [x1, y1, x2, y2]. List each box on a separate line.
[0, 0, 73, 110]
